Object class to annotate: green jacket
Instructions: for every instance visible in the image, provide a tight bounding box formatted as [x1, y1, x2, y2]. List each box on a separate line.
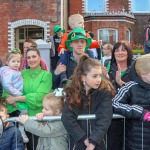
[24, 119, 68, 150]
[22, 68, 52, 116]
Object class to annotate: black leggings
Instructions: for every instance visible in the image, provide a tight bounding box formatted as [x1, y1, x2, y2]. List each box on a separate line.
[26, 131, 39, 150]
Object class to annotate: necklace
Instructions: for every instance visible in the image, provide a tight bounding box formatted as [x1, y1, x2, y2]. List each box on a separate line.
[29, 69, 42, 79]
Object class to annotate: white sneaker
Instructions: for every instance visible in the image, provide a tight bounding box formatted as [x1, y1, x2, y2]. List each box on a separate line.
[21, 132, 29, 143]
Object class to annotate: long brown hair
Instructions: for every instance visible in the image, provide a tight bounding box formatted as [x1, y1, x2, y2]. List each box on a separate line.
[65, 55, 115, 109]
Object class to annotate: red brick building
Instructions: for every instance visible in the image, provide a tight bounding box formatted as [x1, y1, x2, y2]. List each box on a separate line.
[0, 0, 150, 62]
[69, 0, 150, 46]
[0, 0, 66, 62]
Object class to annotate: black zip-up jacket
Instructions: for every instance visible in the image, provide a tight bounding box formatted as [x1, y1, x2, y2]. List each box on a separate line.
[113, 61, 150, 150]
[61, 88, 113, 150]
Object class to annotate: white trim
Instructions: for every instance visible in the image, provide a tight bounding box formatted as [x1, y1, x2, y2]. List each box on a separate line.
[61, 0, 63, 27]
[128, 0, 132, 12]
[8, 19, 50, 50]
[85, 19, 135, 24]
[126, 29, 131, 42]
[82, 0, 85, 13]
[105, 0, 109, 12]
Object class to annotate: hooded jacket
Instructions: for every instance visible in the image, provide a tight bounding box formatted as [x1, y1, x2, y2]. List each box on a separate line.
[113, 61, 150, 150]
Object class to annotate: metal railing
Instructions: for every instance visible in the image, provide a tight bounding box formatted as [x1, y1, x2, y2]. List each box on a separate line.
[3, 114, 125, 150]
[4, 114, 124, 123]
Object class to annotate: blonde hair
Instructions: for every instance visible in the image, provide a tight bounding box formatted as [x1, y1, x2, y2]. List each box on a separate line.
[6, 48, 22, 62]
[68, 14, 84, 28]
[135, 54, 150, 76]
[43, 93, 64, 115]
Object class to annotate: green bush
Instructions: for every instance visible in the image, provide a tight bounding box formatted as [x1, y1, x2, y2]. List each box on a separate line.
[132, 49, 144, 55]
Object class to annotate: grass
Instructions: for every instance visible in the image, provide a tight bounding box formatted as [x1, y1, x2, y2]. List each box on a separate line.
[132, 49, 144, 55]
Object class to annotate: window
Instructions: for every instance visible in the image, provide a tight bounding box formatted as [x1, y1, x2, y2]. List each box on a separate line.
[98, 28, 118, 45]
[131, 0, 150, 13]
[15, 26, 44, 53]
[85, 0, 105, 13]
[126, 29, 130, 42]
[19, 27, 44, 40]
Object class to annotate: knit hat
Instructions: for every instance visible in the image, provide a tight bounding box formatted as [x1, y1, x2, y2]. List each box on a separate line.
[53, 25, 65, 34]
[66, 27, 92, 52]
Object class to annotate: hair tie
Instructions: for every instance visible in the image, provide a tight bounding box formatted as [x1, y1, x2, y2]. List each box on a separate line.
[53, 88, 66, 96]
[8, 49, 21, 54]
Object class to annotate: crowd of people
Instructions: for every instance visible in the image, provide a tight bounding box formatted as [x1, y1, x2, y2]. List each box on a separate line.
[0, 13, 150, 150]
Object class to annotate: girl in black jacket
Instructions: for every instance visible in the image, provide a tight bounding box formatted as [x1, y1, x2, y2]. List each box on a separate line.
[61, 55, 115, 150]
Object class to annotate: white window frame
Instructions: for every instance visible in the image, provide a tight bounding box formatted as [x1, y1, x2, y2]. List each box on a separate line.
[98, 28, 118, 44]
[126, 29, 131, 42]
[131, 0, 150, 13]
[85, 0, 105, 13]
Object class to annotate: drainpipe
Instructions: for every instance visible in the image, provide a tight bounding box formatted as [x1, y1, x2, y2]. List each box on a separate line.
[61, 0, 63, 27]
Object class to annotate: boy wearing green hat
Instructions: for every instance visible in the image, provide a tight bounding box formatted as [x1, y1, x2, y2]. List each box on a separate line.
[52, 27, 92, 88]
[47, 25, 65, 71]
[57, 14, 100, 54]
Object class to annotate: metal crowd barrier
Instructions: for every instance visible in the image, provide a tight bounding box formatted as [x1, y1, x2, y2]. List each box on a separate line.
[4, 114, 124, 122]
[3, 114, 125, 150]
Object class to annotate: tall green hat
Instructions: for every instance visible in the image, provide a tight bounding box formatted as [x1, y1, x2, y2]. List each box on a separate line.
[53, 25, 65, 34]
[65, 27, 92, 52]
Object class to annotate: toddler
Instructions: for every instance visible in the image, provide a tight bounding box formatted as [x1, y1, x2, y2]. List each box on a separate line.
[0, 103, 24, 149]
[0, 49, 29, 143]
[18, 92, 68, 150]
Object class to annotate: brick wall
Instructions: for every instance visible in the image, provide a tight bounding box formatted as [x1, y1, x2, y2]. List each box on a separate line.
[0, 0, 61, 63]
[109, 0, 129, 12]
[85, 17, 134, 43]
[69, 0, 83, 16]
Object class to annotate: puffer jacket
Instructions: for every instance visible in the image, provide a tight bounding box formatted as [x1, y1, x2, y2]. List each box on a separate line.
[62, 88, 113, 150]
[0, 122, 24, 150]
[113, 61, 150, 150]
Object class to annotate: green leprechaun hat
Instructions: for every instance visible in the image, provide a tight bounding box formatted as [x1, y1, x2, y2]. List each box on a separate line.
[65, 27, 92, 52]
[53, 25, 65, 34]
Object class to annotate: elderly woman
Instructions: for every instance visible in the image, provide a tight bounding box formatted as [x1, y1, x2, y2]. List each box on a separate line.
[6, 48, 52, 150]
[102, 41, 134, 150]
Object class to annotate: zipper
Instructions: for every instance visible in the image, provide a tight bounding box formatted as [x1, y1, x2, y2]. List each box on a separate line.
[88, 102, 92, 136]
[73, 142, 77, 150]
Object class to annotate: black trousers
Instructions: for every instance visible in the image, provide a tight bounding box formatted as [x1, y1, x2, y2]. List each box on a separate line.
[106, 119, 124, 150]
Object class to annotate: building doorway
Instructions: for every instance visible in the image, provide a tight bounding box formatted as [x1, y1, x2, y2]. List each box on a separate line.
[15, 26, 44, 54]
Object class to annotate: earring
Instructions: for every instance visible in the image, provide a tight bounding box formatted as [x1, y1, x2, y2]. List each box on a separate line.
[83, 81, 85, 85]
